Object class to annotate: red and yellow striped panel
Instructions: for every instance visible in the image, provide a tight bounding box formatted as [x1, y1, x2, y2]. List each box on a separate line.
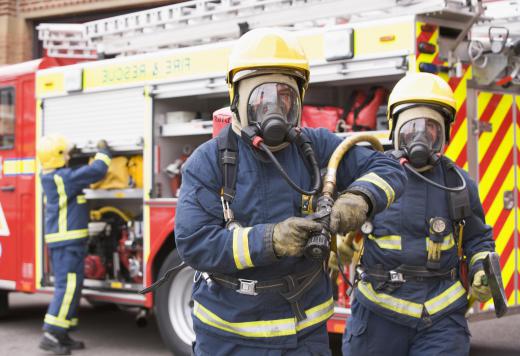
[417, 22, 518, 307]
[415, 22, 471, 167]
[474, 93, 517, 309]
[415, 22, 445, 78]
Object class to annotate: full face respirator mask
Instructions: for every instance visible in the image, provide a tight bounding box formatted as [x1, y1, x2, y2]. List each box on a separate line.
[230, 73, 320, 196]
[232, 73, 301, 150]
[391, 106, 466, 192]
[393, 106, 445, 171]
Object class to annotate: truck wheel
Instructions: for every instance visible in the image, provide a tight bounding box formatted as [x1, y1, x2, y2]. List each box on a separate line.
[0, 291, 8, 319]
[155, 249, 195, 356]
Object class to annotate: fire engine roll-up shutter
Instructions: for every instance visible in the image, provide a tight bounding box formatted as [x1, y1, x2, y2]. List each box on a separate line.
[42, 88, 145, 151]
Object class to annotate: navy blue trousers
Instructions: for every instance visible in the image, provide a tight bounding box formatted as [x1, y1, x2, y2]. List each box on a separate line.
[343, 300, 470, 356]
[193, 324, 331, 356]
[43, 241, 87, 334]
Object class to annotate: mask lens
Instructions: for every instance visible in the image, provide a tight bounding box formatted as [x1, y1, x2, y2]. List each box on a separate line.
[398, 118, 442, 151]
[247, 83, 300, 125]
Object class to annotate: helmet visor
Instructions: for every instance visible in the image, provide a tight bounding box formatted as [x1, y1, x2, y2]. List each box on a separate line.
[398, 118, 443, 151]
[247, 83, 300, 125]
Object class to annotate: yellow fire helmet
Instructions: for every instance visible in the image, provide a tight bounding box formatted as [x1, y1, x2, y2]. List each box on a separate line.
[226, 28, 310, 104]
[387, 72, 456, 141]
[37, 134, 71, 170]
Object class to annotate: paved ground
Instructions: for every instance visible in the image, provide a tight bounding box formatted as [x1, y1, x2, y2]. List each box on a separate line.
[0, 292, 519, 355]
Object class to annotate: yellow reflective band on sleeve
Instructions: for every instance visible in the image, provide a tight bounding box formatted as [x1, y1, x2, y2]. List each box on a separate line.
[57, 273, 77, 323]
[193, 297, 333, 338]
[70, 318, 78, 327]
[424, 281, 466, 315]
[44, 314, 70, 329]
[45, 229, 88, 244]
[232, 227, 254, 270]
[54, 174, 67, 233]
[77, 195, 86, 204]
[469, 251, 491, 269]
[356, 172, 395, 207]
[94, 152, 111, 166]
[367, 234, 402, 250]
[357, 281, 423, 318]
[425, 233, 455, 251]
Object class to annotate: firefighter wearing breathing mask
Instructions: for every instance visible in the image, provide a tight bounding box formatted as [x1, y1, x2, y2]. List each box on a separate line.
[175, 28, 406, 355]
[340, 73, 496, 356]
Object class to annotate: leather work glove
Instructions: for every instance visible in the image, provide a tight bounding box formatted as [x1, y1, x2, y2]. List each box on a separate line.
[273, 217, 323, 257]
[330, 193, 369, 235]
[470, 269, 492, 302]
[96, 139, 109, 150]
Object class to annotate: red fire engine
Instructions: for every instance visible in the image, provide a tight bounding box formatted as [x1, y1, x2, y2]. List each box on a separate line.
[0, 1, 519, 355]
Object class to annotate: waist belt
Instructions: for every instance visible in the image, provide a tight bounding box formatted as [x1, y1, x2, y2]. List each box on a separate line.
[359, 264, 458, 293]
[210, 263, 323, 322]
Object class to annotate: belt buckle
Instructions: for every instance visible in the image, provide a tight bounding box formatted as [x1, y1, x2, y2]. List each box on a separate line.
[389, 270, 405, 283]
[237, 278, 258, 295]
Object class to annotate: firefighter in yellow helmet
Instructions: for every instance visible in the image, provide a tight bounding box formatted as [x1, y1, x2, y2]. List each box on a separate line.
[339, 73, 496, 356]
[175, 28, 406, 355]
[37, 134, 111, 355]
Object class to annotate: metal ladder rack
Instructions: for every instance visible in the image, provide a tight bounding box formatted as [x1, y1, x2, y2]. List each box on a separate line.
[38, 0, 479, 58]
[37, 23, 97, 59]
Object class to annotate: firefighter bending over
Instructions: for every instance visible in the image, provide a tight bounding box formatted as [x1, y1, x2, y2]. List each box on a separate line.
[339, 73, 495, 356]
[37, 135, 111, 355]
[175, 28, 406, 355]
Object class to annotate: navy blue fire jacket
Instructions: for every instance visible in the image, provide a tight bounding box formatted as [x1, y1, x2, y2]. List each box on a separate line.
[40, 150, 111, 248]
[355, 156, 495, 330]
[175, 127, 406, 348]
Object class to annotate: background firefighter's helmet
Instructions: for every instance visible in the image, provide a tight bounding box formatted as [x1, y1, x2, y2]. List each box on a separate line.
[387, 72, 456, 142]
[226, 27, 310, 104]
[37, 134, 71, 170]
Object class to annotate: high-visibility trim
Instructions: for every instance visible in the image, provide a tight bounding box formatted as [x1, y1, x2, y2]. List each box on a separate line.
[45, 229, 88, 243]
[58, 273, 77, 323]
[77, 195, 86, 204]
[469, 251, 490, 269]
[232, 227, 254, 270]
[357, 282, 423, 318]
[54, 174, 67, 233]
[358, 280, 467, 319]
[3, 158, 36, 176]
[367, 234, 402, 250]
[94, 152, 111, 166]
[424, 281, 466, 315]
[295, 297, 334, 331]
[44, 314, 70, 329]
[425, 233, 454, 251]
[193, 298, 333, 338]
[70, 318, 78, 327]
[356, 172, 395, 207]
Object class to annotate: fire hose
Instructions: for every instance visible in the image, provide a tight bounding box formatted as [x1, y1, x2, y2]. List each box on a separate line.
[304, 134, 383, 261]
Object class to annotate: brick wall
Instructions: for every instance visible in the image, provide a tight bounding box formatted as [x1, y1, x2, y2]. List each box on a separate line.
[0, 0, 174, 65]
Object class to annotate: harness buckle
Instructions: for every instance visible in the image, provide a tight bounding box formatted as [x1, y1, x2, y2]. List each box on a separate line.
[389, 270, 406, 283]
[237, 278, 258, 295]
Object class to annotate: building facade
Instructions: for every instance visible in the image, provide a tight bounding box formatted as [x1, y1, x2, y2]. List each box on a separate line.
[0, 0, 177, 65]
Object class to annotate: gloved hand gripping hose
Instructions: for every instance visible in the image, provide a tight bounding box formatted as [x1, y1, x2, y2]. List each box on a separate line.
[304, 134, 383, 261]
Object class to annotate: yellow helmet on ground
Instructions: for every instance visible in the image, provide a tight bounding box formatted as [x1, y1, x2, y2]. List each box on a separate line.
[37, 134, 70, 170]
[227, 28, 310, 103]
[387, 73, 456, 141]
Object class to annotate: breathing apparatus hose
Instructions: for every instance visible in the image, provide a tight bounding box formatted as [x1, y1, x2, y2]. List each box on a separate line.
[304, 134, 384, 261]
[403, 161, 467, 192]
[258, 140, 321, 196]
